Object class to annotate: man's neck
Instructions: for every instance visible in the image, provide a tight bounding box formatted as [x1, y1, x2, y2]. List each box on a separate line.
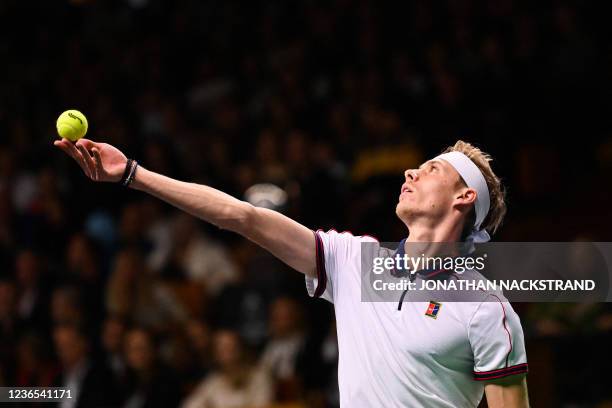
[405, 220, 463, 258]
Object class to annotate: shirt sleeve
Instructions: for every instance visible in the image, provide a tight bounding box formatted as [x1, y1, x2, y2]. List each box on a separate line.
[305, 229, 362, 303]
[468, 295, 528, 381]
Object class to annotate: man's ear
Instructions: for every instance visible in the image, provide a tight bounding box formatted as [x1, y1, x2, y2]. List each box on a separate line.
[454, 188, 477, 209]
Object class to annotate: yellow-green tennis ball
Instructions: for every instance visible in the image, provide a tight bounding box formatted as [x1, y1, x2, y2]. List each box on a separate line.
[56, 110, 88, 141]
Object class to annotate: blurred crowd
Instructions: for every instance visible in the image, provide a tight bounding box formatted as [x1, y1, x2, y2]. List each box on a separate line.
[1, 0, 611, 407]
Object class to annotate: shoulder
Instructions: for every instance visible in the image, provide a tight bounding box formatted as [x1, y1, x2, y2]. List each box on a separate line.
[314, 228, 380, 258]
[448, 269, 520, 327]
[315, 228, 379, 243]
[466, 290, 523, 339]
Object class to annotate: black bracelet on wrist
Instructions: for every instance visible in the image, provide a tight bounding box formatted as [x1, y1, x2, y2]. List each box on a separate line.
[124, 160, 138, 187]
[120, 159, 133, 184]
[120, 159, 138, 187]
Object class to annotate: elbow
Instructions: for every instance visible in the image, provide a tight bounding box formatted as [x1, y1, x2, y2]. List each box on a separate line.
[217, 201, 256, 233]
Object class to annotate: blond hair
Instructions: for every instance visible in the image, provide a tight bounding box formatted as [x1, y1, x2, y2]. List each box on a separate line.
[443, 141, 506, 239]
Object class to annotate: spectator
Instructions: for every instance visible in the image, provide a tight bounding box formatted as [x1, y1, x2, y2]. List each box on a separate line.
[50, 286, 84, 326]
[118, 203, 151, 252]
[62, 232, 105, 324]
[299, 320, 340, 408]
[106, 249, 187, 332]
[101, 314, 128, 381]
[260, 297, 307, 402]
[141, 198, 175, 274]
[182, 330, 272, 408]
[14, 331, 56, 387]
[121, 327, 181, 408]
[160, 331, 197, 395]
[15, 249, 49, 329]
[185, 319, 214, 379]
[161, 213, 238, 295]
[52, 323, 119, 408]
[212, 251, 270, 347]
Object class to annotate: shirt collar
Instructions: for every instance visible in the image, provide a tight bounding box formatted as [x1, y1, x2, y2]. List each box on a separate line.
[392, 238, 454, 279]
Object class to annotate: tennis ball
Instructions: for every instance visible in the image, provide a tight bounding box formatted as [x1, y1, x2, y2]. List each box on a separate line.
[56, 110, 88, 141]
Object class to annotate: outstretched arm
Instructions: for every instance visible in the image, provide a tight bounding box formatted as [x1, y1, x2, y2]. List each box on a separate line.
[54, 138, 316, 277]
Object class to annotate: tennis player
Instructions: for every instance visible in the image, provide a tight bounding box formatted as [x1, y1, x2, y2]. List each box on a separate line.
[54, 138, 529, 407]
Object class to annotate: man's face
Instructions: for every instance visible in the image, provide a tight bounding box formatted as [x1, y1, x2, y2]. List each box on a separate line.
[269, 297, 300, 338]
[124, 329, 154, 371]
[102, 318, 125, 353]
[53, 327, 87, 368]
[213, 330, 242, 369]
[396, 159, 464, 226]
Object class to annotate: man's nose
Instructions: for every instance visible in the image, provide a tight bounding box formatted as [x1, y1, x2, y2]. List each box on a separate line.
[405, 169, 419, 181]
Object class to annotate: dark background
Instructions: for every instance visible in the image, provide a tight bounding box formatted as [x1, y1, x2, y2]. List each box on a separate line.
[0, 0, 611, 407]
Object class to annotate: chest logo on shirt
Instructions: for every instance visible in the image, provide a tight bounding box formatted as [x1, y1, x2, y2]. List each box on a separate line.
[425, 301, 441, 319]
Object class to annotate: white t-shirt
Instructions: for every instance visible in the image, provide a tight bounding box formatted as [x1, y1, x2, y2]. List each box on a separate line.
[305, 230, 528, 408]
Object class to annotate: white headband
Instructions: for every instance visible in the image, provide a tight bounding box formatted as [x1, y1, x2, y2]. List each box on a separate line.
[434, 151, 491, 245]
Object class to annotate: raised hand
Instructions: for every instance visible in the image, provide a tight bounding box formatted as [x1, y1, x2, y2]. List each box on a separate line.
[53, 138, 128, 183]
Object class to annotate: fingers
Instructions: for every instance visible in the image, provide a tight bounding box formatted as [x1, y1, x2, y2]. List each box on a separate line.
[92, 147, 103, 180]
[76, 140, 97, 179]
[55, 139, 83, 163]
[54, 138, 71, 150]
[54, 138, 92, 178]
[78, 138, 97, 149]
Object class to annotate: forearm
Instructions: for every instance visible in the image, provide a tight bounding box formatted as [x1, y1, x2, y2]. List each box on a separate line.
[129, 165, 316, 276]
[130, 166, 253, 232]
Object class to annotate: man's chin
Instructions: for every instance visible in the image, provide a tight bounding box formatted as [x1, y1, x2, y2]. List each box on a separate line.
[395, 203, 410, 222]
